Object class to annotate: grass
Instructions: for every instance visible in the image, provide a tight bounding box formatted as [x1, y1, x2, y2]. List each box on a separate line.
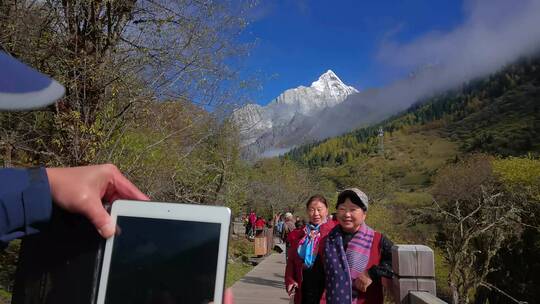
[226, 262, 253, 287]
[433, 248, 451, 301]
[0, 289, 10, 304]
[392, 191, 433, 208]
[226, 237, 254, 287]
[363, 131, 457, 297]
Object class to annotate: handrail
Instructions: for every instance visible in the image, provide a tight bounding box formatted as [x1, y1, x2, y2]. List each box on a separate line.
[409, 291, 447, 304]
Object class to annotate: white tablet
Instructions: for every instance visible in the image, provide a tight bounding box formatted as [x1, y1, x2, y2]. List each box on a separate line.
[96, 200, 231, 304]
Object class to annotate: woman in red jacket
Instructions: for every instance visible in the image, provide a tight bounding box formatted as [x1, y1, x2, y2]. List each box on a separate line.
[285, 195, 337, 304]
[255, 216, 266, 236]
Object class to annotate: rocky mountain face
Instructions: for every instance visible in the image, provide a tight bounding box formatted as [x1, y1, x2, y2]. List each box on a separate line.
[232, 70, 359, 159]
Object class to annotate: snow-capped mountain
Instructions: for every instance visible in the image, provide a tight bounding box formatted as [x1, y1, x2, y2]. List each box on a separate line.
[232, 70, 359, 158]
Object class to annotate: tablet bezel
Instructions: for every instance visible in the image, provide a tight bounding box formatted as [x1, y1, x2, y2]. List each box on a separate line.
[96, 200, 231, 304]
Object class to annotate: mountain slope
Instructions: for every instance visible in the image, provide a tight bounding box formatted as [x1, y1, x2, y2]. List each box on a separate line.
[285, 56, 540, 167]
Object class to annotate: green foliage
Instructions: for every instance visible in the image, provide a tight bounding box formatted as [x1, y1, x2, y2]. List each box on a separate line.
[0, 240, 19, 300]
[414, 155, 522, 303]
[283, 56, 540, 303]
[478, 157, 540, 304]
[0, 0, 257, 296]
[226, 237, 255, 287]
[245, 158, 325, 217]
[493, 156, 540, 200]
[286, 56, 540, 168]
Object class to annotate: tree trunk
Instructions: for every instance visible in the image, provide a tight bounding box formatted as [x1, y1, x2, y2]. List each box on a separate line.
[451, 282, 459, 304]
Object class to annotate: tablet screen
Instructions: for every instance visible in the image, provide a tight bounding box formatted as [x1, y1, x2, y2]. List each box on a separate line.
[103, 216, 221, 304]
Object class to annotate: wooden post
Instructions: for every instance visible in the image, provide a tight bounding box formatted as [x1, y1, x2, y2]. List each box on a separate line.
[266, 227, 274, 256]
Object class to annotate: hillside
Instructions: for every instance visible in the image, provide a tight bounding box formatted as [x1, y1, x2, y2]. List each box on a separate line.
[286, 56, 540, 167]
[283, 55, 540, 302]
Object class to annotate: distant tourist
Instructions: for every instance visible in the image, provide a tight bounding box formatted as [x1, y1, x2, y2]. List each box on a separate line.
[283, 212, 296, 259]
[322, 188, 393, 304]
[294, 218, 306, 229]
[284, 195, 337, 304]
[275, 214, 285, 242]
[282, 212, 296, 241]
[248, 210, 257, 237]
[244, 215, 250, 235]
[255, 216, 266, 236]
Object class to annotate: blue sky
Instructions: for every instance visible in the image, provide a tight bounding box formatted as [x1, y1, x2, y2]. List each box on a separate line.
[238, 0, 465, 105]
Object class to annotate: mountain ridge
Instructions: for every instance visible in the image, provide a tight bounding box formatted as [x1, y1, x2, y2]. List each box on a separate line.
[285, 55, 540, 167]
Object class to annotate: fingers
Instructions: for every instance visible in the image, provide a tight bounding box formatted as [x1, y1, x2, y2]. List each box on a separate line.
[286, 283, 298, 295]
[353, 278, 371, 293]
[109, 168, 150, 202]
[85, 197, 115, 238]
[224, 288, 234, 304]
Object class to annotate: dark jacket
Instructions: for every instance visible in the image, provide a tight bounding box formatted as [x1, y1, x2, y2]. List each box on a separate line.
[0, 168, 52, 248]
[320, 225, 394, 304]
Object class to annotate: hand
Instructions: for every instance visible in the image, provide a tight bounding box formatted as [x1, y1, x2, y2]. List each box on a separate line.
[286, 282, 298, 296]
[46, 164, 149, 238]
[224, 288, 234, 304]
[353, 271, 373, 293]
[209, 288, 233, 304]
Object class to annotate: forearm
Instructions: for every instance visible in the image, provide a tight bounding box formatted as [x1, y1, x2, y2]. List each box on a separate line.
[285, 247, 298, 286]
[368, 235, 394, 281]
[0, 168, 52, 246]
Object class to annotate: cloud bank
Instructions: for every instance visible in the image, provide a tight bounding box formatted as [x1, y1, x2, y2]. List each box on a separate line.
[309, 0, 540, 140]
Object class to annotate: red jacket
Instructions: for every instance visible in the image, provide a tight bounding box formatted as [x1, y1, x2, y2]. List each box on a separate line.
[255, 218, 266, 229]
[285, 220, 337, 304]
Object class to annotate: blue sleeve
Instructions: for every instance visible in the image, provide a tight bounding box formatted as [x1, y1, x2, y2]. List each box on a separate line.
[0, 168, 52, 248]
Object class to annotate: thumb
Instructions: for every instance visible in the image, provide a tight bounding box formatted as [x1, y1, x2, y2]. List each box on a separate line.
[85, 200, 115, 238]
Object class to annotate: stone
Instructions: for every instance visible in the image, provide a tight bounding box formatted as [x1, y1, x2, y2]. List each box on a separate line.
[392, 245, 418, 277]
[417, 278, 437, 295]
[392, 277, 418, 304]
[415, 245, 435, 277]
[409, 291, 447, 304]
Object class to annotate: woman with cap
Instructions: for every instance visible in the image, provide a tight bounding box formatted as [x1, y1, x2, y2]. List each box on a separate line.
[322, 188, 393, 304]
[285, 195, 337, 304]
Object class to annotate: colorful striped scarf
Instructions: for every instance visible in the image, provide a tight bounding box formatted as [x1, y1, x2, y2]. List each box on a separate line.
[297, 223, 322, 268]
[324, 224, 375, 304]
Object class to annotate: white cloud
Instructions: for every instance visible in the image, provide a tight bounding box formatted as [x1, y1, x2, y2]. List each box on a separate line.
[309, 0, 540, 140]
[377, 0, 540, 81]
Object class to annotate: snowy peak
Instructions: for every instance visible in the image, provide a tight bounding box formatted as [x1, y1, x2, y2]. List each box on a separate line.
[271, 70, 359, 110]
[232, 69, 360, 157]
[311, 70, 342, 91]
[311, 70, 359, 97]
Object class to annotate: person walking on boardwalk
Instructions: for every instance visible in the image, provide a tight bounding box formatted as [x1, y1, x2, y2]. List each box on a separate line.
[275, 213, 285, 243]
[255, 216, 266, 236]
[321, 188, 393, 304]
[285, 195, 337, 304]
[283, 212, 296, 259]
[283, 212, 296, 241]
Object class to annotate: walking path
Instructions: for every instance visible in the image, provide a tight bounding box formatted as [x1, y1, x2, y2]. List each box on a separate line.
[231, 253, 290, 304]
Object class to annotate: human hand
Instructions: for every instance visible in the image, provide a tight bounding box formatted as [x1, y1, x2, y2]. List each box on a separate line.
[209, 288, 233, 304]
[286, 282, 298, 296]
[353, 271, 372, 293]
[46, 164, 149, 238]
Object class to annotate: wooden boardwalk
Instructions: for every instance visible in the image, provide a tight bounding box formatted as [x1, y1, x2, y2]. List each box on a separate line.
[231, 253, 290, 304]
